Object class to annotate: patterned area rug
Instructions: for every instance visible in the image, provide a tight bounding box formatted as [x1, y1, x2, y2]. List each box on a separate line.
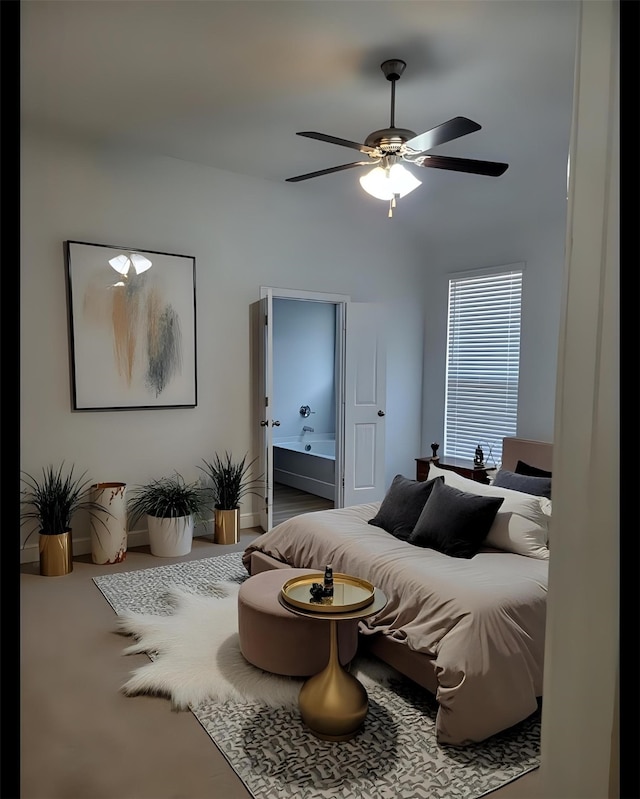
[94, 552, 541, 799]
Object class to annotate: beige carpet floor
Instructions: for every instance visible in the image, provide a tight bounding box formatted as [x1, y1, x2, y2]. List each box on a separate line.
[20, 531, 543, 799]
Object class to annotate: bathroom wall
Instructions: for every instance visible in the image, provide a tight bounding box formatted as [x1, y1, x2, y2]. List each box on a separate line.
[272, 298, 336, 440]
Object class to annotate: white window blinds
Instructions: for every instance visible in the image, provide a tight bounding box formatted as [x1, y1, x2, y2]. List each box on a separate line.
[443, 265, 523, 466]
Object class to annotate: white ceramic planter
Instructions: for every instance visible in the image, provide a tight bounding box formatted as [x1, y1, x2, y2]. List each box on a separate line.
[90, 482, 127, 564]
[147, 514, 194, 557]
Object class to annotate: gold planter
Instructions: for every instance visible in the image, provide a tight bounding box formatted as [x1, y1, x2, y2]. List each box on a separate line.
[39, 530, 73, 576]
[214, 508, 239, 545]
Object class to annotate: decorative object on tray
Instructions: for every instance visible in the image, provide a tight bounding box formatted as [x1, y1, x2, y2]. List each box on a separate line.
[323, 563, 333, 596]
[21, 462, 111, 576]
[430, 442, 440, 460]
[64, 240, 197, 410]
[473, 444, 484, 466]
[90, 482, 127, 564]
[93, 551, 541, 799]
[199, 451, 263, 544]
[127, 473, 208, 557]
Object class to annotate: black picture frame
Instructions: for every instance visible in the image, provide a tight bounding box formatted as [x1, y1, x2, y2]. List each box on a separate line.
[65, 240, 197, 411]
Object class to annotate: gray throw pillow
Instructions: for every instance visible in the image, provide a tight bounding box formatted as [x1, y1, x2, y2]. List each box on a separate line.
[515, 460, 552, 479]
[368, 475, 444, 541]
[493, 469, 552, 499]
[408, 478, 504, 558]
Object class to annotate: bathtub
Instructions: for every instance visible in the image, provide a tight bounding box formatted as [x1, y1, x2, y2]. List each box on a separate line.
[273, 438, 335, 500]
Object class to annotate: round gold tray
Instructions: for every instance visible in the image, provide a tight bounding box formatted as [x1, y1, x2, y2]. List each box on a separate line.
[280, 572, 375, 614]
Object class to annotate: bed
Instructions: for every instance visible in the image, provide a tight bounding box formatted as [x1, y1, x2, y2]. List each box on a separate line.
[242, 437, 553, 746]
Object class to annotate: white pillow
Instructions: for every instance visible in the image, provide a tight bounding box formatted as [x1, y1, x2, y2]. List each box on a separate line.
[538, 497, 552, 516]
[426, 463, 549, 560]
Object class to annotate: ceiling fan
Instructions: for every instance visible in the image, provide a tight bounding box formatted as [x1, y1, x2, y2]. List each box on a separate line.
[286, 59, 508, 216]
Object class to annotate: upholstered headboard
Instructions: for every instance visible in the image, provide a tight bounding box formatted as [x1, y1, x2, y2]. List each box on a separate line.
[501, 437, 553, 473]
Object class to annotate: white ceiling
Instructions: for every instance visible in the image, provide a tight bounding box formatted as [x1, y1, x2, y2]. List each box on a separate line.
[21, 0, 579, 243]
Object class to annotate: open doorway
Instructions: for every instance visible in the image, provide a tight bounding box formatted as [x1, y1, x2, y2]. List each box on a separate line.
[270, 293, 344, 526]
[251, 287, 387, 532]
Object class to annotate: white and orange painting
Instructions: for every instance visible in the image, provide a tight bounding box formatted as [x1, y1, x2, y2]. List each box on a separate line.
[66, 242, 196, 410]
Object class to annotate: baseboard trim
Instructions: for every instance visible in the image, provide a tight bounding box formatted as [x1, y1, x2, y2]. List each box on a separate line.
[19, 512, 260, 565]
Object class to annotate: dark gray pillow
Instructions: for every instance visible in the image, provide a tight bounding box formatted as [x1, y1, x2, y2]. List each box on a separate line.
[368, 475, 444, 541]
[515, 460, 552, 479]
[408, 479, 504, 558]
[493, 469, 552, 499]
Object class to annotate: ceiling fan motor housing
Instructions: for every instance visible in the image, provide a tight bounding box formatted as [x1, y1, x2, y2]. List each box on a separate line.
[364, 128, 417, 153]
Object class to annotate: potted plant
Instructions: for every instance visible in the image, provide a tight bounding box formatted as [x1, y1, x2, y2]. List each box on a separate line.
[20, 463, 111, 576]
[127, 472, 208, 557]
[199, 452, 263, 544]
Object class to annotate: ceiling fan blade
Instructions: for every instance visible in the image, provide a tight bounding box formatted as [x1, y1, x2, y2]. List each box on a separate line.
[404, 117, 481, 153]
[286, 161, 371, 182]
[416, 154, 508, 177]
[297, 131, 378, 156]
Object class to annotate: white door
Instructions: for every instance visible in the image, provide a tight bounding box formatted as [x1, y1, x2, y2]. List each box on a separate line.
[251, 293, 386, 531]
[342, 303, 387, 507]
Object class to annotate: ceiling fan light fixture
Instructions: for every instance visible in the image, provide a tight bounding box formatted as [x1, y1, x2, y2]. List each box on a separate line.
[359, 162, 421, 201]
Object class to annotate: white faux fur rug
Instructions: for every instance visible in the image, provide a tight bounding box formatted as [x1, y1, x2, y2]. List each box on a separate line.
[116, 581, 396, 711]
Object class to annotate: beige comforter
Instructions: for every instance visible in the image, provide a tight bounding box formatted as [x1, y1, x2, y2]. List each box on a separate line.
[242, 502, 548, 746]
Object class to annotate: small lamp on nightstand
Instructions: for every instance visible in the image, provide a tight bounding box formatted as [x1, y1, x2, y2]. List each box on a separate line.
[430, 442, 440, 462]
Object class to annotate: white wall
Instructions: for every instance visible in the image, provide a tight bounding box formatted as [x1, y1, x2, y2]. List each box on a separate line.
[540, 1, 619, 795]
[20, 130, 426, 558]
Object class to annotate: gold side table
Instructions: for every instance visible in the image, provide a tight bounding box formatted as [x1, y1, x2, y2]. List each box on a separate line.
[279, 573, 387, 741]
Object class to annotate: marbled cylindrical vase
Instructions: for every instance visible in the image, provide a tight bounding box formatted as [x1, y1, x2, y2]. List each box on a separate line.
[90, 482, 127, 564]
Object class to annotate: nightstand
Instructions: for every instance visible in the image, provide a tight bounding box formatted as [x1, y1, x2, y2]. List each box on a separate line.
[415, 456, 491, 485]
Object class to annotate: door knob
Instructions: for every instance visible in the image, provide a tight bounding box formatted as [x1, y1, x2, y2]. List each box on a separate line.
[378, 410, 385, 417]
[272, 420, 281, 426]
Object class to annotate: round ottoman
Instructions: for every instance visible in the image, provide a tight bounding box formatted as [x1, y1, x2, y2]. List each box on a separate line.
[238, 568, 359, 677]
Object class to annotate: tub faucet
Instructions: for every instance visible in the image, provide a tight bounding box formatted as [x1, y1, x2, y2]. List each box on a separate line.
[302, 426, 314, 433]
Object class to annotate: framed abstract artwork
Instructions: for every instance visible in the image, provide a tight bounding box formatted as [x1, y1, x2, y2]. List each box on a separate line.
[65, 240, 197, 410]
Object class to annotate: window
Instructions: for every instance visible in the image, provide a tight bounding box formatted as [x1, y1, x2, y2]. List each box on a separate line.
[444, 264, 523, 466]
